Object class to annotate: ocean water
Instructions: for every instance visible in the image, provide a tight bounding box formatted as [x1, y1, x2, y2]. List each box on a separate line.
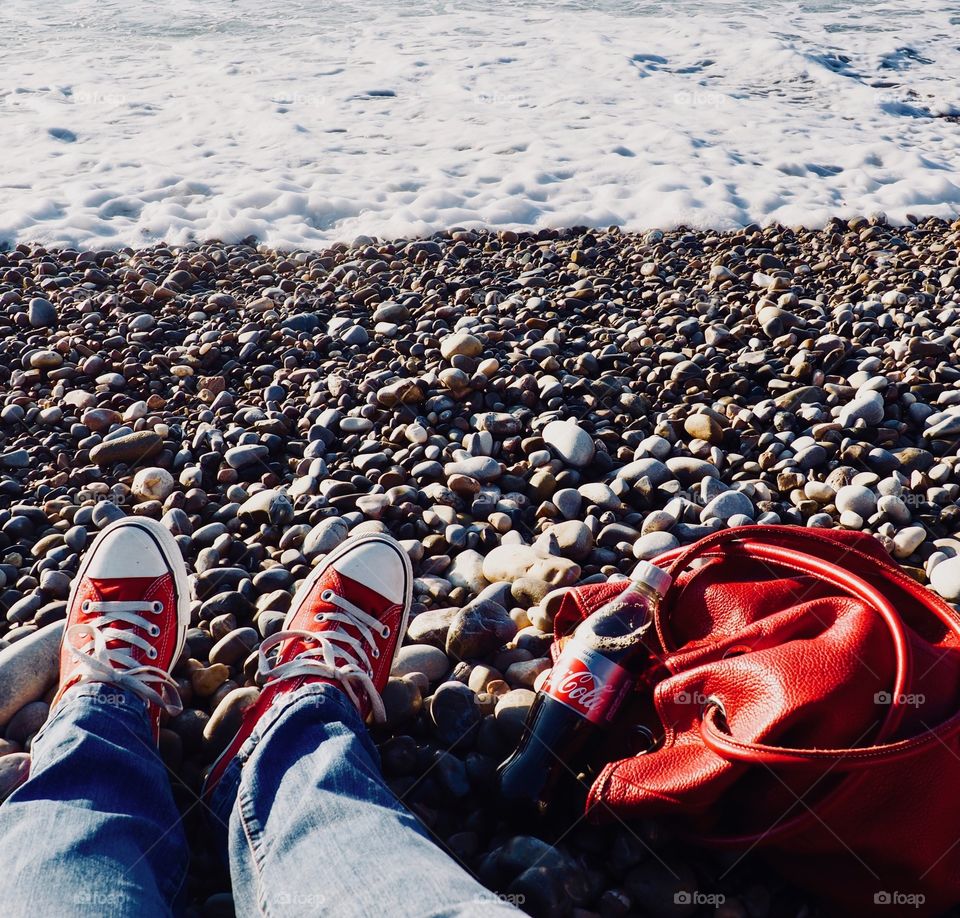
[2, 0, 959, 248]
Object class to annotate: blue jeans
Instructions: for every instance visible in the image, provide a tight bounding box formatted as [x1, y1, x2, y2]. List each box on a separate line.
[0, 682, 518, 917]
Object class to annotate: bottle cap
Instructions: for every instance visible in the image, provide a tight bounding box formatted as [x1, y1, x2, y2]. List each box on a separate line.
[629, 559, 672, 596]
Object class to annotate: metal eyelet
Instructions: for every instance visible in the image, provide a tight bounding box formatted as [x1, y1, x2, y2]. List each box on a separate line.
[381, 627, 390, 639]
[152, 601, 163, 614]
[81, 600, 92, 612]
[320, 590, 334, 602]
[147, 648, 158, 660]
[315, 612, 327, 622]
[148, 624, 161, 638]
[372, 648, 380, 658]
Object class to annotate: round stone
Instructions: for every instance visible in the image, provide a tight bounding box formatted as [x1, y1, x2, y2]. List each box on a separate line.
[430, 680, 481, 746]
[440, 332, 483, 360]
[539, 520, 593, 562]
[542, 420, 595, 468]
[892, 526, 926, 560]
[930, 556, 960, 602]
[446, 600, 518, 660]
[131, 467, 175, 503]
[391, 644, 450, 682]
[835, 485, 877, 518]
[684, 413, 723, 444]
[633, 531, 679, 560]
[302, 517, 349, 558]
[28, 297, 57, 328]
[700, 490, 754, 523]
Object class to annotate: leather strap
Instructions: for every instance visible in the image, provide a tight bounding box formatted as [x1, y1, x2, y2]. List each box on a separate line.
[652, 527, 960, 766]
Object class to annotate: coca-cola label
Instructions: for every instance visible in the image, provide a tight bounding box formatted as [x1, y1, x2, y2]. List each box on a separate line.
[544, 643, 634, 725]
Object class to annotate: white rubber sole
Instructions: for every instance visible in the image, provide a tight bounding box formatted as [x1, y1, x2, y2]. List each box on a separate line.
[65, 515, 192, 666]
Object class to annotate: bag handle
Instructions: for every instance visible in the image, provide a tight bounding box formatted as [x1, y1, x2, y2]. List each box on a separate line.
[653, 528, 960, 766]
[699, 693, 960, 768]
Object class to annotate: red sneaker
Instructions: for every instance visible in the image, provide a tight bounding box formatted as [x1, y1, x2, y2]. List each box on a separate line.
[52, 516, 190, 739]
[204, 532, 412, 798]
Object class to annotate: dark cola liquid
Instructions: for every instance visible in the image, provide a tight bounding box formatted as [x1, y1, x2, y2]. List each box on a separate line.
[497, 586, 658, 815]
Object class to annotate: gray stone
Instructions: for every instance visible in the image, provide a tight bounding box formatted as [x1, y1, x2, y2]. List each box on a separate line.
[470, 412, 521, 437]
[209, 627, 259, 666]
[893, 526, 926, 559]
[666, 457, 721, 485]
[444, 456, 501, 482]
[839, 394, 884, 427]
[5, 700, 49, 745]
[224, 444, 269, 470]
[701, 490, 755, 523]
[382, 678, 422, 728]
[302, 517, 349, 557]
[616, 458, 672, 487]
[340, 325, 369, 346]
[552, 488, 582, 519]
[238, 489, 294, 526]
[0, 622, 63, 729]
[0, 753, 30, 802]
[1, 449, 30, 469]
[407, 607, 458, 648]
[203, 687, 261, 756]
[445, 549, 488, 594]
[430, 681, 481, 746]
[131, 466, 175, 503]
[538, 520, 593, 562]
[931, 556, 960, 602]
[577, 482, 620, 510]
[924, 414, 960, 440]
[440, 332, 483, 359]
[446, 600, 518, 660]
[28, 297, 57, 328]
[89, 431, 163, 466]
[542, 420, 595, 468]
[633, 531, 679, 560]
[835, 484, 877, 518]
[391, 644, 450, 681]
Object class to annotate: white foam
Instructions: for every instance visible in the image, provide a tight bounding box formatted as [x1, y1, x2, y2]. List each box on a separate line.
[3, 0, 959, 249]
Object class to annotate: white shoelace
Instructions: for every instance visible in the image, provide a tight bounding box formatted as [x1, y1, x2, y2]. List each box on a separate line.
[66, 600, 183, 716]
[258, 589, 390, 722]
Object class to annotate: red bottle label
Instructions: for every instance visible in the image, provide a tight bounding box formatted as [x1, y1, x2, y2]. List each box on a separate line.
[544, 643, 634, 725]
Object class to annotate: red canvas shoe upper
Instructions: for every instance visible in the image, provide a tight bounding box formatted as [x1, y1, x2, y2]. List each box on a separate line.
[53, 517, 189, 734]
[204, 533, 411, 798]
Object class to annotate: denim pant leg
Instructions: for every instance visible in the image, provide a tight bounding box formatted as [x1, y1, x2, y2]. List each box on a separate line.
[0, 683, 189, 917]
[208, 683, 518, 918]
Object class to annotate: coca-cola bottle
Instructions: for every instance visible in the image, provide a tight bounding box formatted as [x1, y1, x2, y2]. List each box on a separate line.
[497, 560, 672, 814]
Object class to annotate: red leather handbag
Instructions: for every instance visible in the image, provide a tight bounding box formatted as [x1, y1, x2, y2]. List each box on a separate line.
[552, 525, 960, 916]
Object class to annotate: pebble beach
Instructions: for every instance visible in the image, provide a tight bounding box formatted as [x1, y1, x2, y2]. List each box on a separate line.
[1, 218, 960, 914]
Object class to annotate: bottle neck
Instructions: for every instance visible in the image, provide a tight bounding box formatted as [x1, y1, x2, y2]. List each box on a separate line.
[626, 579, 664, 604]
